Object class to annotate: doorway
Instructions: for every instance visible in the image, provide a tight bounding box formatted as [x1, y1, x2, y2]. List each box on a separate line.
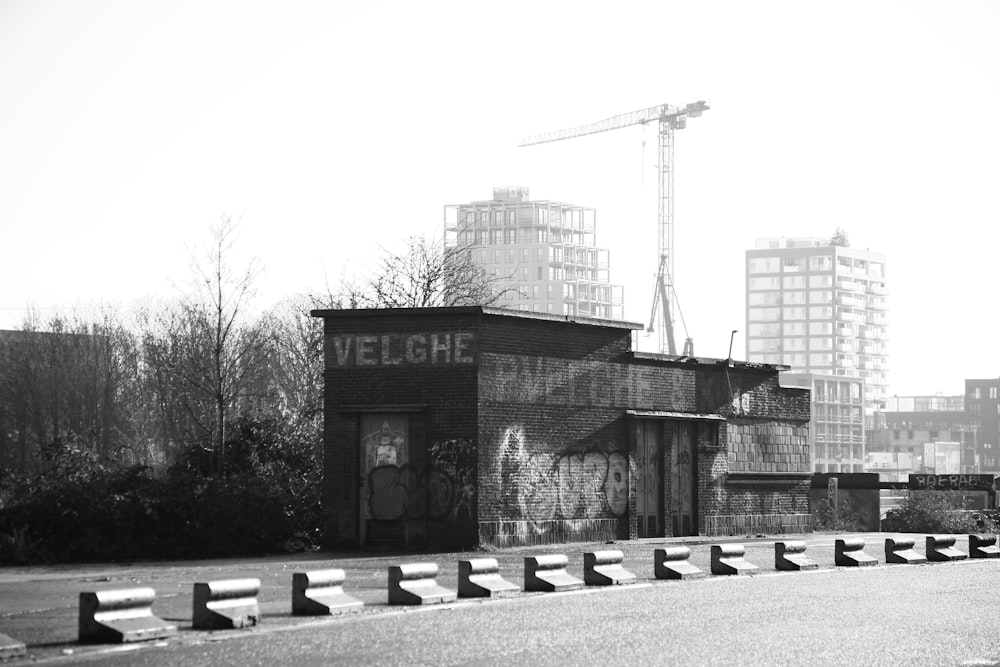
[668, 421, 697, 537]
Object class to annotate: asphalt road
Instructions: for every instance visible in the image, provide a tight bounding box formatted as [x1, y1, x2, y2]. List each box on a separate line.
[2, 533, 999, 666]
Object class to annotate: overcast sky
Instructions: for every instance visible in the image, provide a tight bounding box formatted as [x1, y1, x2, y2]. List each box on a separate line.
[2, 0, 997, 397]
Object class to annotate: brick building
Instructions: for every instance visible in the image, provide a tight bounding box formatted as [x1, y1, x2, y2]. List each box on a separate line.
[312, 306, 812, 551]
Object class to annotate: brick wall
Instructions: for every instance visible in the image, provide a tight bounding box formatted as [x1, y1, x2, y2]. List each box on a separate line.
[314, 307, 814, 550]
[476, 314, 633, 547]
[320, 309, 481, 550]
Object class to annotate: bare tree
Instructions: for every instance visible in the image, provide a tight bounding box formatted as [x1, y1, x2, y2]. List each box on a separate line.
[354, 235, 517, 308]
[175, 214, 272, 474]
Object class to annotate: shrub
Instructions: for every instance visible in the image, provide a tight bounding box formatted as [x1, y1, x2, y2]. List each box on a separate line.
[0, 413, 323, 564]
[881, 491, 985, 533]
[813, 497, 866, 532]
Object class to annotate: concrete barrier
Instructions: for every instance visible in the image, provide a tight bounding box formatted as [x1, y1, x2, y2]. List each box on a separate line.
[835, 538, 877, 567]
[192, 578, 261, 630]
[710, 544, 760, 575]
[458, 558, 519, 598]
[926, 535, 968, 562]
[884, 537, 927, 565]
[292, 569, 364, 615]
[79, 587, 178, 643]
[654, 547, 705, 580]
[774, 541, 818, 571]
[388, 563, 457, 605]
[969, 534, 1000, 559]
[583, 550, 636, 586]
[0, 632, 26, 660]
[524, 554, 584, 592]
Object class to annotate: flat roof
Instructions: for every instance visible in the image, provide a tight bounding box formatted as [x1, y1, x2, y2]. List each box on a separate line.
[309, 305, 644, 331]
[630, 351, 790, 371]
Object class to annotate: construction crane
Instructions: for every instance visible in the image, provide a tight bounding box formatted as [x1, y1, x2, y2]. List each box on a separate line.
[519, 101, 708, 355]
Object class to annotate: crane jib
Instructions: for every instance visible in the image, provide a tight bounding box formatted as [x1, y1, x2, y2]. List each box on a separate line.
[518, 100, 709, 355]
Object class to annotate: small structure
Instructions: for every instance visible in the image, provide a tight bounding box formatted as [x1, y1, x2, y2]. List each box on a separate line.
[774, 541, 818, 571]
[524, 554, 584, 592]
[292, 570, 363, 615]
[312, 307, 811, 551]
[583, 550, 636, 586]
[192, 579, 260, 630]
[458, 558, 519, 598]
[79, 588, 176, 643]
[388, 563, 456, 605]
[884, 538, 926, 565]
[710, 544, 760, 575]
[835, 538, 877, 567]
[654, 547, 705, 580]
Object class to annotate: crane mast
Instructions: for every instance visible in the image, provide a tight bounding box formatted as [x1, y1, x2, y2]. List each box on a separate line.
[520, 100, 708, 355]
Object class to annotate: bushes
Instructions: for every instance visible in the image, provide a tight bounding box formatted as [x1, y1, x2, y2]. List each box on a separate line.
[0, 414, 323, 564]
[881, 491, 990, 534]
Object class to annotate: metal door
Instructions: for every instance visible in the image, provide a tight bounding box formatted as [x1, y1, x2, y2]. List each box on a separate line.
[669, 421, 696, 536]
[635, 419, 662, 538]
[359, 414, 409, 546]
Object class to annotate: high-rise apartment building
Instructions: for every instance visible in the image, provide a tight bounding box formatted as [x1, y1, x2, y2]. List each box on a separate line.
[444, 187, 623, 319]
[783, 372, 865, 472]
[745, 237, 888, 421]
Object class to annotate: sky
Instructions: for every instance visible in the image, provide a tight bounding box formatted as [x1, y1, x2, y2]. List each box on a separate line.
[1, 0, 998, 397]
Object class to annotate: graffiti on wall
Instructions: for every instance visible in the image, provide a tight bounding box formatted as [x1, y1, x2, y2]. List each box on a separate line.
[479, 356, 694, 411]
[498, 427, 629, 531]
[366, 438, 477, 523]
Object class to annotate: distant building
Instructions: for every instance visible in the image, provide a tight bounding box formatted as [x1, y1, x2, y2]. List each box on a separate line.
[444, 187, 624, 319]
[745, 237, 888, 423]
[965, 378, 1000, 472]
[783, 373, 865, 473]
[867, 394, 976, 480]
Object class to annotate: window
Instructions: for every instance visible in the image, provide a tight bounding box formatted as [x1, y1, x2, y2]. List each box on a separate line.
[991, 387, 998, 399]
[809, 306, 833, 319]
[783, 276, 806, 289]
[809, 322, 833, 335]
[784, 291, 807, 305]
[749, 276, 780, 290]
[809, 338, 833, 351]
[748, 323, 780, 336]
[809, 353, 833, 366]
[783, 353, 806, 366]
[809, 255, 832, 271]
[809, 290, 833, 304]
[749, 338, 780, 352]
[809, 274, 833, 288]
[783, 322, 806, 335]
[785, 338, 807, 351]
[973, 387, 982, 399]
[783, 307, 807, 320]
[748, 307, 780, 321]
[749, 292, 781, 306]
[783, 257, 807, 272]
[748, 257, 779, 273]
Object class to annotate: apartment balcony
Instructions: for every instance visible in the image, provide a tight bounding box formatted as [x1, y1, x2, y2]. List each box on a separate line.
[837, 294, 866, 308]
[836, 280, 864, 292]
[867, 283, 888, 296]
[869, 298, 888, 311]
